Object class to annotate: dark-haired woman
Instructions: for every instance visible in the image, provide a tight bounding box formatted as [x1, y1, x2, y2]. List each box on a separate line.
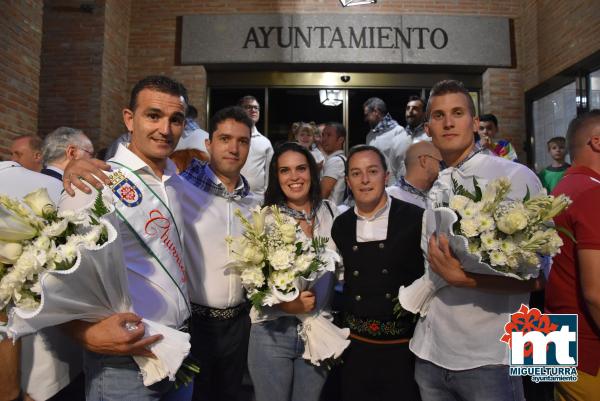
[247, 142, 340, 401]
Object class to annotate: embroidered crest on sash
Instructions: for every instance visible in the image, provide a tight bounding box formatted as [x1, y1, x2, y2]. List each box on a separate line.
[109, 170, 142, 207]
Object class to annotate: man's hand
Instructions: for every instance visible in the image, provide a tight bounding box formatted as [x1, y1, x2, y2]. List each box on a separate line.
[277, 291, 316, 314]
[66, 313, 162, 358]
[479, 134, 493, 149]
[63, 158, 112, 196]
[428, 233, 472, 287]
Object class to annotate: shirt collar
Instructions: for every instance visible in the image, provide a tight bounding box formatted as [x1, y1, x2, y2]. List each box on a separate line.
[46, 165, 64, 175]
[564, 165, 600, 182]
[205, 163, 245, 192]
[111, 143, 178, 181]
[251, 126, 261, 137]
[354, 193, 391, 222]
[325, 149, 344, 159]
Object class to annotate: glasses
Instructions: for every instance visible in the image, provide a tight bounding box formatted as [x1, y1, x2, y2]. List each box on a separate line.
[418, 154, 442, 163]
[78, 147, 94, 157]
[243, 105, 260, 111]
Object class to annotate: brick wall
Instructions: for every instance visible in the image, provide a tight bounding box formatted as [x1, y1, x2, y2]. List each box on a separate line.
[37, 0, 105, 143]
[100, 0, 131, 150]
[0, 0, 43, 159]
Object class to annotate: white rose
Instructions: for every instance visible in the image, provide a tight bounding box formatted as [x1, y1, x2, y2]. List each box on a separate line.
[279, 224, 297, 244]
[42, 219, 69, 238]
[269, 249, 292, 271]
[293, 254, 313, 273]
[449, 195, 472, 212]
[0, 240, 23, 264]
[23, 188, 56, 217]
[489, 250, 508, 266]
[496, 207, 528, 235]
[460, 219, 480, 238]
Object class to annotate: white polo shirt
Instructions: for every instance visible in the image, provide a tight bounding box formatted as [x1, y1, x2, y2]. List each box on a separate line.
[410, 153, 543, 370]
[0, 161, 81, 401]
[366, 124, 411, 183]
[240, 126, 274, 199]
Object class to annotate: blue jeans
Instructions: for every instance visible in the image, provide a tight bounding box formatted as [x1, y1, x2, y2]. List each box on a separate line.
[84, 350, 193, 401]
[414, 357, 525, 401]
[248, 317, 328, 401]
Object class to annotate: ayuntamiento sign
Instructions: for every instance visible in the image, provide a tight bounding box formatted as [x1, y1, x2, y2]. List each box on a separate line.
[181, 14, 512, 67]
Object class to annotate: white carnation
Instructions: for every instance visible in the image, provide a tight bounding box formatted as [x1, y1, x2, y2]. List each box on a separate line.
[460, 219, 480, 238]
[449, 195, 472, 212]
[293, 254, 313, 274]
[42, 219, 69, 237]
[240, 267, 265, 288]
[480, 231, 500, 251]
[57, 210, 91, 225]
[269, 248, 293, 271]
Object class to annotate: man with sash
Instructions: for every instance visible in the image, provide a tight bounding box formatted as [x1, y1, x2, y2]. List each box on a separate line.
[179, 106, 260, 401]
[61, 75, 193, 400]
[331, 145, 424, 401]
[410, 80, 543, 401]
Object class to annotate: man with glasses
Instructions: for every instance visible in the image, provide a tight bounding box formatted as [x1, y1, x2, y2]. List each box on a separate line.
[387, 141, 442, 209]
[41, 126, 95, 181]
[239, 95, 273, 200]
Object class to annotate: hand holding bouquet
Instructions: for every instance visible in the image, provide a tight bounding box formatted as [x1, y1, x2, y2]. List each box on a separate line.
[399, 176, 571, 315]
[228, 205, 349, 365]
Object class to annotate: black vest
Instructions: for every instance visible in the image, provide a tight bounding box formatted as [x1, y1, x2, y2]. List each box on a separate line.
[332, 198, 424, 339]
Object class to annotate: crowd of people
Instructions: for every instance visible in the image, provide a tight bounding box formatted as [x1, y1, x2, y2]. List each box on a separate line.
[2, 75, 599, 401]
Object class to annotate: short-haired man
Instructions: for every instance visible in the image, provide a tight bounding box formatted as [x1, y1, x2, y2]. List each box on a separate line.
[387, 141, 442, 209]
[61, 75, 194, 400]
[10, 134, 43, 172]
[41, 126, 94, 180]
[331, 145, 424, 401]
[545, 110, 600, 400]
[410, 80, 543, 401]
[363, 97, 411, 183]
[478, 113, 519, 162]
[239, 95, 274, 199]
[180, 106, 260, 401]
[538, 136, 570, 193]
[320, 122, 347, 205]
[405, 95, 430, 143]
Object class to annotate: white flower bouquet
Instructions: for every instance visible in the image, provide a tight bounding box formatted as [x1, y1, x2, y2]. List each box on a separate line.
[0, 188, 193, 387]
[228, 205, 349, 365]
[398, 176, 571, 316]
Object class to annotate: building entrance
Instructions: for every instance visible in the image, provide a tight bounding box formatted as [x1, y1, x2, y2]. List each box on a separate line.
[207, 72, 481, 148]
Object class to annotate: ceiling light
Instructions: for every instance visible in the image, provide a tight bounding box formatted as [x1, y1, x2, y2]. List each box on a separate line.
[319, 89, 343, 106]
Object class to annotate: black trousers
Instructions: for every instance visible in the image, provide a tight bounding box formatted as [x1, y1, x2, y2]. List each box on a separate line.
[340, 339, 421, 401]
[190, 311, 251, 401]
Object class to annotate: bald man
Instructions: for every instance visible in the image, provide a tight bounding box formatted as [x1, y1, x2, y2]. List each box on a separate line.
[10, 135, 43, 172]
[387, 141, 442, 208]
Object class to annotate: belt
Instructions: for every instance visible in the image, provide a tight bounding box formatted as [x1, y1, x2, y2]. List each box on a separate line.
[343, 312, 414, 341]
[191, 302, 248, 321]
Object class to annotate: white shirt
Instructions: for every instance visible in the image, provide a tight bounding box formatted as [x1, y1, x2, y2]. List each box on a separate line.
[60, 145, 191, 329]
[410, 153, 543, 370]
[0, 161, 81, 401]
[386, 181, 428, 209]
[311, 146, 325, 165]
[321, 150, 346, 205]
[366, 124, 411, 183]
[180, 165, 261, 308]
[354, 194, 392, 242]
[240, 126, 274, 199]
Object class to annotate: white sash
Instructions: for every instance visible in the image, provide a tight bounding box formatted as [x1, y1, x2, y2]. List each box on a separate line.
[107, 161, 190, 316]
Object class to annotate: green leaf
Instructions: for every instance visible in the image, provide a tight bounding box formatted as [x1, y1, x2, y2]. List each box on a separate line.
[523, 186, 531, 202]
[451, 174, 477, 201]
[473, 177, 482, 202]
[556, 225, 577, 244]
[91, 189, 109, 218]
[250, 292, 266, 310]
